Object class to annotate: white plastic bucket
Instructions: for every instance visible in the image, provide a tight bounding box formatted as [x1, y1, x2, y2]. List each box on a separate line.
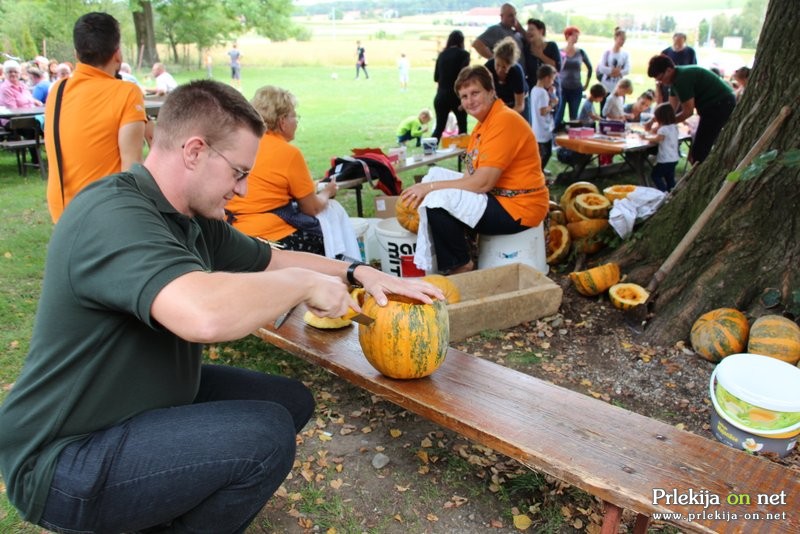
[349, 217, 370, 262]
[375, 217, 423, 277]
[361, 218, 382, 264]
[478, 223, 549, 274]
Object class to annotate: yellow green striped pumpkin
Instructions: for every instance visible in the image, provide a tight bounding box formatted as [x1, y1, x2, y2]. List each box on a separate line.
[747, 315, 800, 365]
[690, 308, 750, 363]
[569, 262, 620, 297]
[574, 193, 611, 219]
[608, 283, 649, 310]
[358, 294, 449, 379]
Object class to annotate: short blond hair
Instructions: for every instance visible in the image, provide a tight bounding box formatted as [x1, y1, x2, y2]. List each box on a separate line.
[493, 36, 520, 66]
[250, 86, 297, 132]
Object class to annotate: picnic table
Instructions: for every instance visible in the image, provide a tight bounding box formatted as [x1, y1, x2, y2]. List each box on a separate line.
[555, 126, 692, 186]
[334, 148, 464, 217]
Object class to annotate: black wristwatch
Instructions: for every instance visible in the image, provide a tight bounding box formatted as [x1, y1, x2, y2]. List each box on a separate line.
[346, 261, 367, 287]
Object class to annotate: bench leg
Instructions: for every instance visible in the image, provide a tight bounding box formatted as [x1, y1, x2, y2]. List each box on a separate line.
[600, 502, 622, 534]
[633, 513, 650, 534]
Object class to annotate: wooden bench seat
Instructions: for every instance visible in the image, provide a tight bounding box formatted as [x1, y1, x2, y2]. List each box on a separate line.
[254, 311, 798, 533]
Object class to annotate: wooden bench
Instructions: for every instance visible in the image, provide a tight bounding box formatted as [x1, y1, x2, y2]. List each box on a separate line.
[254, 312, 798, 533]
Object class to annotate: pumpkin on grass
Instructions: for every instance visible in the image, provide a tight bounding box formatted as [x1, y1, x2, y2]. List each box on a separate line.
[608, 283, 649, 310]
[574, 193, 611, 219]
[358, 294, 449, 379]
[569, 262, 620, 296]
[421, 274, 461, 304]
[395, 196, 420, 233]
[559, 181, 599, 211]
[690, 308, 750, 362]
[546, 224, 571, 264]
[747, 315, 800, 364]
[603, 184, 637, 202]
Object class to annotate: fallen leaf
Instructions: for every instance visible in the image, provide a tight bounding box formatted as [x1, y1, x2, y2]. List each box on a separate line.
[573, 518, 584, 529]
[389, 428, 402, 438]
[3, 251, 11, 259]
[490, 518, 504, 528]
[426, 513, 439, 522]
[393, 514, 403, 522]
[420, 437, 433, 448]
[512, 514, 532, 530]
[330, 478, 343, 489]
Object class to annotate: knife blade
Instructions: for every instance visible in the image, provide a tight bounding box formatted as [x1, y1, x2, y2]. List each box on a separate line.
[274, 305, 297, 329]
[348, 312, 374, 326]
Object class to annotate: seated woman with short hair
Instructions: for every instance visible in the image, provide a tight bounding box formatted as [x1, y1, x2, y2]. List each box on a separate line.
[225, 86, 358, 258]
[399, 65, 548, 274]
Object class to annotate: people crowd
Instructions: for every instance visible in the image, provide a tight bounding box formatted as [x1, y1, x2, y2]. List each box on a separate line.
[0, 4, 754, 532]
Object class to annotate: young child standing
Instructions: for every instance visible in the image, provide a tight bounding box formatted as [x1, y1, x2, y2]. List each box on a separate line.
[578, 83, 606, 125]
[648, 102, 680, 192]
[396, 109, 431, 146]
[531, 64, 558, 170]
[602, 78, 633, 121]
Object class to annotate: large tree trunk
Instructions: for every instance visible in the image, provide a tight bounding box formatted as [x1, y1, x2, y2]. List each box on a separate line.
[609, 0, 799, 346]
[132, 1, 159, 69]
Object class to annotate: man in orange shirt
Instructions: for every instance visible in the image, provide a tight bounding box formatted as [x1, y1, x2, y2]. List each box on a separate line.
[45, 12, 147, 222]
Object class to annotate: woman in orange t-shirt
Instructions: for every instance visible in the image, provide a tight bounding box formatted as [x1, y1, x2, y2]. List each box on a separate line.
[400, 65, 548, 274]
[225, 86, 339, 254]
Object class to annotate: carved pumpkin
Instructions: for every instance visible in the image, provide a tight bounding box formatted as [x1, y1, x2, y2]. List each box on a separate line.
[546, 224, 571, 265]
[690, 308, 750, 362]
[565, 199, 592, 223]
[608, 283, 649, 310]
[569, 262, 621, 297]
[559, 181, 600, 211]
[358, 294, 449, 379]
[574, 193, 611, 219]
[566, 218, 608, 240]
[747, 315, 800, 364]
[603, 184, 637, 202]
[549, 210, 566, 225]
[395, 197, 420, 233]
[421, 274, 461, 304]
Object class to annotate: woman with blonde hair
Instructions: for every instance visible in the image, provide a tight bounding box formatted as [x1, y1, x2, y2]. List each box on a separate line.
[485, 36, 527, 117]
[225, 85, 358, 258]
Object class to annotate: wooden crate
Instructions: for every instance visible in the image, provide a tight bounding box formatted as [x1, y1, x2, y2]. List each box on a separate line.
[446, 263, 562, 341]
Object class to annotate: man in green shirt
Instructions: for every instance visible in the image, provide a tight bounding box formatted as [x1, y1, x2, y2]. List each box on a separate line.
[646, 54, 736, 164]
[0, 79, 441, 533]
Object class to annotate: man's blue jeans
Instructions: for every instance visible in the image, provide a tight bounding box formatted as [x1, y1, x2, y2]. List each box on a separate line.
[38, 365, 315, 534]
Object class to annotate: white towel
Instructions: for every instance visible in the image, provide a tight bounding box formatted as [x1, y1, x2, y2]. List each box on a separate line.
[609, 187, 666, 239]
[315, 199, 362, 259]
[413, 167, 489, 272]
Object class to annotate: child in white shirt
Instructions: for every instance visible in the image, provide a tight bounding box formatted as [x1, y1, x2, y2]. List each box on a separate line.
[602, 78, 632, 121]
[648, 102, 680, 191]
[531, 64, 558, 170]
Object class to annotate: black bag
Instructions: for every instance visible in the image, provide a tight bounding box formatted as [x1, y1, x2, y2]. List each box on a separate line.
[323, 154, 402, 196]
[270, 201, 322, 236]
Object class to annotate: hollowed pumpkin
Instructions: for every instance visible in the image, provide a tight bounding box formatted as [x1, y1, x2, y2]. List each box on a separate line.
[559, 181, 600, 211]
[549, 210, 566, 225]
[358, 294, 449, 379]
[608, 283, 649, 310]
[574, 193, 611, 219]
[395, 196, 420, 233]
[569, 262, 620, 296]
[565, 199, 592, 223]
[603, 184, 637, 202]
[421, 274, 461, 304]
[546, 224, 571, 265]
[690, 308, 750, 363]
[566, 219, 609, 240]
[747, 315, 800, 364]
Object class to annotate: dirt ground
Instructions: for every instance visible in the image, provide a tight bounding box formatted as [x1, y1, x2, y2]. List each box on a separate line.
[252, 270, 799, 534]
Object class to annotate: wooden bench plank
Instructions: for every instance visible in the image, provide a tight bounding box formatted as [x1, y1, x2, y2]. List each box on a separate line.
[255, 313, 798, 533]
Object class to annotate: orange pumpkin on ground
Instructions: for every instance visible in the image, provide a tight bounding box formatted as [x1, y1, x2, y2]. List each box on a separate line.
[603, 184, 637, 202]
[546, 225, 571, 265]
[565, 199, 592, 223]
[690, 308, 750, 363]
[559, 181, 600, 211]
[395, 196, 420, 233]
[569, 263, 621, 297]
[608, 283, 649, 310]
[358, 294, 450, 379]
[566, 219, 609, 240]
[747, 315, 800, 364]
[574, 193, 611, 219]
[421, 274, 461, 304]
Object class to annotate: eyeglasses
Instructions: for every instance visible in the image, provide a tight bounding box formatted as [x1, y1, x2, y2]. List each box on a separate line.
[204, 140, 250, 182]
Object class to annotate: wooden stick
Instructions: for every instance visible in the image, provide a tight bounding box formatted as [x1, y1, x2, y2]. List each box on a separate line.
[646, 105, 793, 293]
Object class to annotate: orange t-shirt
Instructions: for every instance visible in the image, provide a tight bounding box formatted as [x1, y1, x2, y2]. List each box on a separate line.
[46, 63, 146, 222]
[466, 98, 548, 227]
[225, 131, 316, 241]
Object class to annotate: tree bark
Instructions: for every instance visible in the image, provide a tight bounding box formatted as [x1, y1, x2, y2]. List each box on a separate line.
[609, 0, 800, 345]
[132, 0, 159, 68]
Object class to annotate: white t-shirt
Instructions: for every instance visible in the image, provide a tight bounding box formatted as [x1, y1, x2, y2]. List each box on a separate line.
[656, 124, 680, 163]
[156, 72, 178, 94]
[530, 86, 553, 143]
[602, 95, 625, 120]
